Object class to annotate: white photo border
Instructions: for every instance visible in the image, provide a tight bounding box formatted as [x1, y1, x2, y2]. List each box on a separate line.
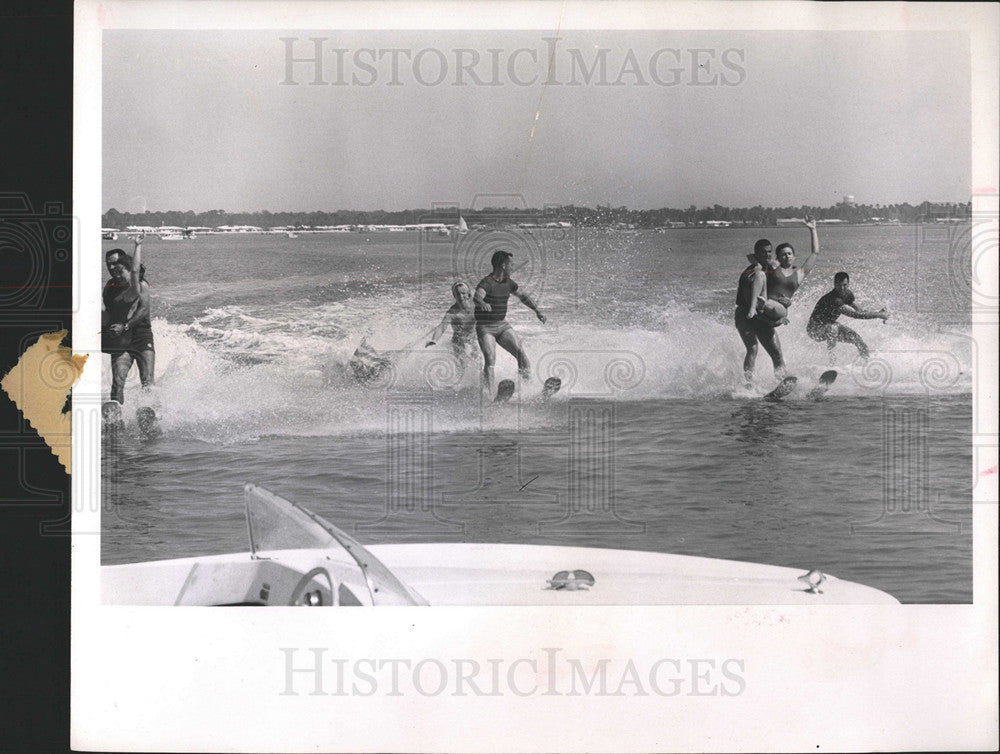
[73, 2, 998, 751]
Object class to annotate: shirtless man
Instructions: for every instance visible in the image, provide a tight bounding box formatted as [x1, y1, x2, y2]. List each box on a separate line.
[807, 272, 889, 360]
[425, 281, 478, 378]
[735, 239, 785, 387]
[474, 250, 546, 395]
[750, 216, 820, 324]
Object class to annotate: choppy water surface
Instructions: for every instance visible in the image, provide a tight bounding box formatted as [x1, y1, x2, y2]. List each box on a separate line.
[101, 225, 974, 602]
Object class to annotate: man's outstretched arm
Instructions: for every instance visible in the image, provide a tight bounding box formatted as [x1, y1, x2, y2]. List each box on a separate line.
[514, 289, 546, 322]
[839, 303, 889, 321]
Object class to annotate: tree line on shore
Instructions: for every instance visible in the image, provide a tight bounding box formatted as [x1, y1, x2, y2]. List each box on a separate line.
[102, 200, 971, 230]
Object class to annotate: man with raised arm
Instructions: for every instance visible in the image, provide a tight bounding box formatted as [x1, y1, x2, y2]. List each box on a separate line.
[102, 233, 155, 404]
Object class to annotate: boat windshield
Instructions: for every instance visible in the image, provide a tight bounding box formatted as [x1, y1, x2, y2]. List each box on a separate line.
[244, 484, 424, 605]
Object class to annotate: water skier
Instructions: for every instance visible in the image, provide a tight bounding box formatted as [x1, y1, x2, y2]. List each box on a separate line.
[425, 281, 478, 378]
[735, 239, 786, 387]
[102, 234, 155, 405]
[806, 272, 889, 360]
[750, 216, 821, 324]
[474, 250, 546, 396]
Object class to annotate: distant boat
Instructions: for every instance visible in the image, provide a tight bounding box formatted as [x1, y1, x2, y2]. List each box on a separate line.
[155, 225, 186, 240]
[454, 216, 469, 235]
[101, 229, 118, 241]
[286, 232, 298, 239]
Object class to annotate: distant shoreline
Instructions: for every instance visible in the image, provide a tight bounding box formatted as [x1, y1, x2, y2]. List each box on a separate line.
[102, 200, 971, 236]
[100, 218, 970, 240]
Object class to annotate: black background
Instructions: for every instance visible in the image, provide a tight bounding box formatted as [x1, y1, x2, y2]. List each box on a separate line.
[0, 0, 73, 750]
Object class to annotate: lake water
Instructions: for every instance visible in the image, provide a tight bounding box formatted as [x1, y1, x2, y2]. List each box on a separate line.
[100, 224, 973, 602]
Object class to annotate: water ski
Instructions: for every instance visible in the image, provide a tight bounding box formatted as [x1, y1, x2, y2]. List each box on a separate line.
[763, 375, 797, 402]
[495, 379, 516, 403]
[541, 377, 562, 401]
[102, 401, 124, 427]
[806, 369, 838, 401]
[349, 338, 393, 384]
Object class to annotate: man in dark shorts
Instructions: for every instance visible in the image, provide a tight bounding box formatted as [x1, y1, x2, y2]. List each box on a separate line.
[102, 235, 155, 404]
[735, 238, 786, 388]
[474, 250, 546, 395]
[807, 271, 889, 360]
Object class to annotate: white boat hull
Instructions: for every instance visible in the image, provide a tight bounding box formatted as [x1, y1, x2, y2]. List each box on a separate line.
[101, 486, 898, 606]
[103, 542, 898, 606]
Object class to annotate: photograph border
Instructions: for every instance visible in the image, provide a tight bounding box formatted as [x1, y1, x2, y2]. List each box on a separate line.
[72, 2, 998, 751]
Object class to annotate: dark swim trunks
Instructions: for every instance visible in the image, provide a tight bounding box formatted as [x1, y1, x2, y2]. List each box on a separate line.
[475, 319, 513, 338]
[734, 307, 775, 338]
[807, 289, 856, 341]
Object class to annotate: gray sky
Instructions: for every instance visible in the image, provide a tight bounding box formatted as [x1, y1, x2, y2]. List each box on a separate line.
[103, 29, 970, 212]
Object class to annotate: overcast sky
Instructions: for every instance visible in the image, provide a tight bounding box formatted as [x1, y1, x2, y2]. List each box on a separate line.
[103, 29, 971, 212]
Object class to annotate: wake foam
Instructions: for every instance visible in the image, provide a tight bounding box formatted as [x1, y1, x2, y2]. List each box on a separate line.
[100, 289, 972, 443]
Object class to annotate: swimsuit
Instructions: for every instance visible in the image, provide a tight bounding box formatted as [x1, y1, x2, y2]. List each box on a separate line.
[767, 267, 800, 309]
[475, 275, 518, 336]
[447, 304, 477, 346]
[102, 280, 154, 355]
